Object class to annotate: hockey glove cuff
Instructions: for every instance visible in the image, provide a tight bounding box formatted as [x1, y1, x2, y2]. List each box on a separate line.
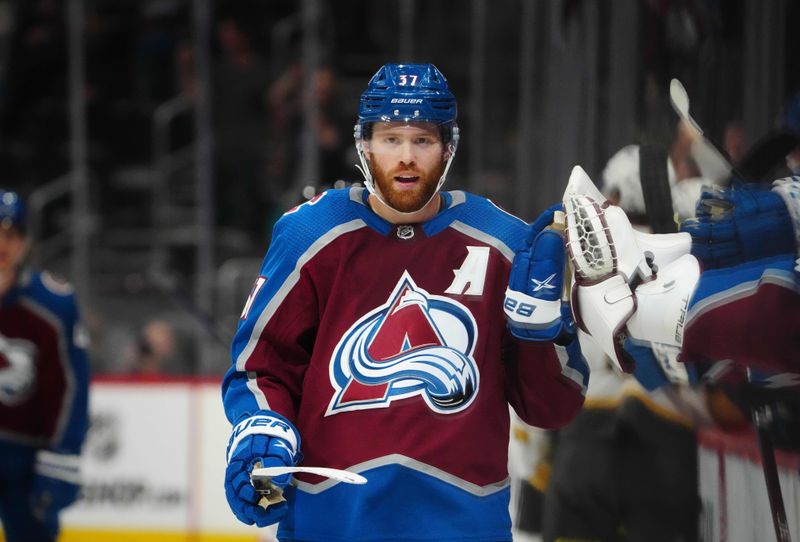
[30, 450, 82, 520]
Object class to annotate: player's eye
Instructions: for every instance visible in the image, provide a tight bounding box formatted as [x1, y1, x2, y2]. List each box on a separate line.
[382, 136, 399, 144]
[414, 137, 433, 146]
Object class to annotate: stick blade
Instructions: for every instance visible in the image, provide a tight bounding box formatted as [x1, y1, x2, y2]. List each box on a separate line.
[251, 466, 368, 485]
[669, 79, 689, 118]
[669, 78, 703, 135]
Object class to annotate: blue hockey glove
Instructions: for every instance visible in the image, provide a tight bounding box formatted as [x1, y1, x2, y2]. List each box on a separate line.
[680, 184, 795, 269]
[225, 410, 302, 527]
[30, 451, 82, 521]
[504, 204, 575, 343]
[625, 338, 697, 391]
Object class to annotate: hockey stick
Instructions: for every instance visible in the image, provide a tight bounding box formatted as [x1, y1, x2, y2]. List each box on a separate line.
[251, 465, 368, 484]
[745, 368, 794, 542]
[251, 465, 368, 509]
[669, 79, 736, 185]
[751, 401, 792, 542]
[673, 79, 799, 182]
[639, 143, 678, 234]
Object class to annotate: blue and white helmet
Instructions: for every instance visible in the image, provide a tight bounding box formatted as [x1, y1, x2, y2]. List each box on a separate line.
[354, 63, 460, 210]
[0, 189, 26, 233]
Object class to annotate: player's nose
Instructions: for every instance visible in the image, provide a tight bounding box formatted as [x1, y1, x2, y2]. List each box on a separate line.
[397, 140, 416, 164]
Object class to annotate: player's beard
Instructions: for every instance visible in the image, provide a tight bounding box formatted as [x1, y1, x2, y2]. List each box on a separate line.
[370, 157, 445, 214]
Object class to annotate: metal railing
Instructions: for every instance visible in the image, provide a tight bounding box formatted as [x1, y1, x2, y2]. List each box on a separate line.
[28, 173, 73, 268]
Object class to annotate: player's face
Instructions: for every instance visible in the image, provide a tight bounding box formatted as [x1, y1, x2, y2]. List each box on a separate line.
[0, 228, 27, 273]
[366, 122, 446, 213]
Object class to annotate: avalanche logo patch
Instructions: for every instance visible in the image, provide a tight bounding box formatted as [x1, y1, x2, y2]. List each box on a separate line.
[0, 335, 38, 406]
[326, 271, 479, 416]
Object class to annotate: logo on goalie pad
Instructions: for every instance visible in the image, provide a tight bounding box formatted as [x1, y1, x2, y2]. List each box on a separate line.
[326, 271, 479, 416]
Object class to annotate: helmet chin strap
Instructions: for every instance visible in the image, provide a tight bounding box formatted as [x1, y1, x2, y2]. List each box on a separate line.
[355, 140, 458, 217]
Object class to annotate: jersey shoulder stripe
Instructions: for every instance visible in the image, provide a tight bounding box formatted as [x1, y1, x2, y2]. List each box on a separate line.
[232, 189, 370, 372]
[440, 192, 530, 261]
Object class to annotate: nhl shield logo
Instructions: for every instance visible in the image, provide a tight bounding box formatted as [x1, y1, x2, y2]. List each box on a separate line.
[326, 271, 480, 416]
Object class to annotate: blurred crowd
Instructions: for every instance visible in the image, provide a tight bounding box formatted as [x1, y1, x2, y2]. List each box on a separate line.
[0, 0, 797, 381]
[0, 0, 355, 238]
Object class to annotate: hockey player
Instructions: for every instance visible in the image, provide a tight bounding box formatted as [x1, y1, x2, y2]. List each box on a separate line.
[0, 189, 91, 542]
[222, 63, 589, 541]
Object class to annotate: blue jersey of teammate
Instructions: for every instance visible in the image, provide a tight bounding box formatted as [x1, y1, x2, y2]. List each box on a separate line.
[0, 269, 90, 541]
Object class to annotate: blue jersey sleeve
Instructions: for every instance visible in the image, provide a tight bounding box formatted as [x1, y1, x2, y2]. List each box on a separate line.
[30, 273, 91, 455]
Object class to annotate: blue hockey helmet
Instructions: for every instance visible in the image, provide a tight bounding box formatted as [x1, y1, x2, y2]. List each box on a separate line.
[0, 189, 26, 234]
[356, 63, 458, 141]
[354, 63, 460, 211]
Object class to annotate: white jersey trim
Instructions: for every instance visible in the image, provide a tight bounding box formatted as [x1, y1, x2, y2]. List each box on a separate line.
[34, 450, 82, 484]
[554, 344, 588, 395]
[349, 186, 367, 205]
[686, 268, 798, 328]
[447, 191, 467, 208]
[294, 453, 510, 496]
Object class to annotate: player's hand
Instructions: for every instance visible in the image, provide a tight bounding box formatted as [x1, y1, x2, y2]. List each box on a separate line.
[224, 410, 301, 527]
[504, 203, 574, 343]
[680, 183, 794, 269]
[624, 338, 697, 391]
[30, 451, 81, 521]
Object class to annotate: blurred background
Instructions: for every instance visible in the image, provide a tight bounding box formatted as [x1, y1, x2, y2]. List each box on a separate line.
[2, 1, 800, 540]
[1, 0, 798, 378]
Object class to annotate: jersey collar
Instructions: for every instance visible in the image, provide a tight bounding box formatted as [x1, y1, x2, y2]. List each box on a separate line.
[352, 187, 467, 237]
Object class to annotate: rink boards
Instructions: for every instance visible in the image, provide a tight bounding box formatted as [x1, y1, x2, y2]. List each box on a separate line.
[42, 378, 273, 542]
[2, 379, 799, 541]
[698, 426, 800, 542]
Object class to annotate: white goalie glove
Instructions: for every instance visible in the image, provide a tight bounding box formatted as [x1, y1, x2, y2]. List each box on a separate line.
[562, 166, 701, 376]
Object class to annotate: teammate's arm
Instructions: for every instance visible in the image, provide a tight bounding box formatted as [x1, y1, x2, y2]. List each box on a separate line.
[31, 293, 91, 521]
